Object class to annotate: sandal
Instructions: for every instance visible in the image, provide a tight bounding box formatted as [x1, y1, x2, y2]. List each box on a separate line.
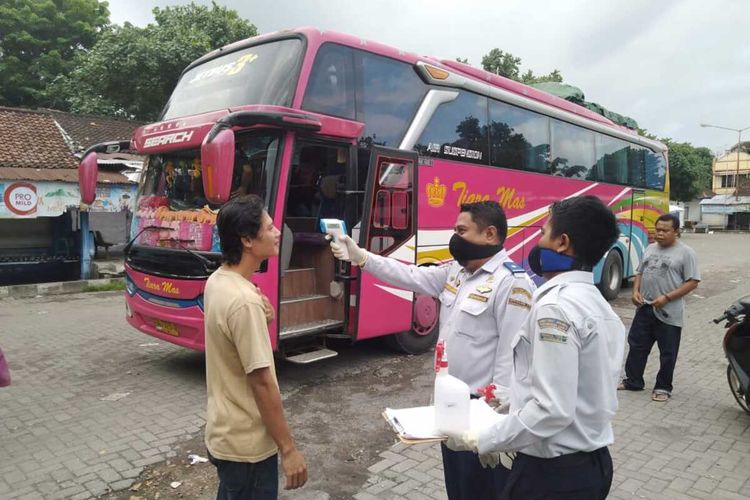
[651, 391, 670, 402]
[618, 382, 642, 391]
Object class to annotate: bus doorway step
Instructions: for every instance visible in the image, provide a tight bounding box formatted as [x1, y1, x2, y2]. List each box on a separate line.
[280, 319, 344, 340]
[283, 347, 338, 364]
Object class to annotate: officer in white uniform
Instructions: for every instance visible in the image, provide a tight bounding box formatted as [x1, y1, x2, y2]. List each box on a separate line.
[330, 201, 535, 500]
[447, 195, 625, 500]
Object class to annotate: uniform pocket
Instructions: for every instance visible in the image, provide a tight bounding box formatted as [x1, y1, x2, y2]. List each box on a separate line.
[456, 299, 494, 340]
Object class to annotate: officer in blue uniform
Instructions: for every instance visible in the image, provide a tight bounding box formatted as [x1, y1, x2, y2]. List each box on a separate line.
[330, 201, 535, 500]
[447, 195, 624, 500]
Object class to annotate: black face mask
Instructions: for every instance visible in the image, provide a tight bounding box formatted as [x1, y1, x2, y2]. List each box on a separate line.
[527, 245, 588, 277]
[449, 234, 502, 267]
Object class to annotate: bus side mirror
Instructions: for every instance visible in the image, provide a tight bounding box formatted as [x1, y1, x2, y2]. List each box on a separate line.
[79, 152, 98, 205]
[201, 128, 235, 204]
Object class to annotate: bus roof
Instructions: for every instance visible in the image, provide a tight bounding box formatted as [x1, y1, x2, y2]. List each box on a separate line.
[177, 27, 666, 153]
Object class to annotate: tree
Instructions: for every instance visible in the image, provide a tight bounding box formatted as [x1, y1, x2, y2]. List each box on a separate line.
[455, 57, 469, 64]
[520, 68, 563, 85]
[481, 48, 563, 84]
[662, 140, 714, 201]
[0, 0, 110, 107]
[481, 49, 521, 79]
[47, 1, 256, 120]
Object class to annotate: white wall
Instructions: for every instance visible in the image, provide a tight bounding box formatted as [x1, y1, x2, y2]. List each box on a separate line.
[701, 212, 727, 227]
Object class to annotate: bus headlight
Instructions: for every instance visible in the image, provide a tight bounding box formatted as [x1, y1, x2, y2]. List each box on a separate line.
[125, 276, 137, 296]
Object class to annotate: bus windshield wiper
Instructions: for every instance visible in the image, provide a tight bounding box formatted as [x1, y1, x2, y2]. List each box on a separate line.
[162, 238, 218, 275]
[123, 225, 166, 257]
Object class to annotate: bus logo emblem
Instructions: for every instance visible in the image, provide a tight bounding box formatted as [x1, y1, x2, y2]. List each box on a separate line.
[426, 177, 447, 208]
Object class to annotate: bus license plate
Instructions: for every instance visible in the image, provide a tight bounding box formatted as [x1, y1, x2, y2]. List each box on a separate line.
[154, 319, 179, 337]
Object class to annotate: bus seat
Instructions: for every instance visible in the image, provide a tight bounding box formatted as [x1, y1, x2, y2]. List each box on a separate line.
[281, 223, 293, 274]
[318, 174, 342, 218]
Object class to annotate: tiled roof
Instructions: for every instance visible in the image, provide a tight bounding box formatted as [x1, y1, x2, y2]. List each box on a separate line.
[46, 109, 145, 152]
[0, 107, 144, 179]
[0, 107, 78, 170]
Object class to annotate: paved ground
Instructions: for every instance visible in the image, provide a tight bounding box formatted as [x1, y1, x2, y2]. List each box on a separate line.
[359, 232, 750, 500]
[2, 232, 750, 499]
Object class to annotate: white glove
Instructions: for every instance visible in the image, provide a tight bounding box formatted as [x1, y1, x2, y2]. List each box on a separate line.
[480, 451, 516, 469]
[487, 398, 511, 415]
[444, 430, 478, 453]
[445, 431, 510, 470]
[329, 234, 368, 266]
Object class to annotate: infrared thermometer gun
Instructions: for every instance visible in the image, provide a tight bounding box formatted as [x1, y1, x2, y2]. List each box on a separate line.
[320, 218, 349, 261]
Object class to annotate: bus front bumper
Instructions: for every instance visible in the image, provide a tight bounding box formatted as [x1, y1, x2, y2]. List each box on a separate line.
[125, 292, 205, 351]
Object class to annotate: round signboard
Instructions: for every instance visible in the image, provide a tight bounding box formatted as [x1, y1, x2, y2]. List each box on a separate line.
[3, 182, 38, 216]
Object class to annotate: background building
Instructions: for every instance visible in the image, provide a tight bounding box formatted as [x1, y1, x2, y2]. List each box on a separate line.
[700, 146, 750, 229]
[0, 107, 143, 285]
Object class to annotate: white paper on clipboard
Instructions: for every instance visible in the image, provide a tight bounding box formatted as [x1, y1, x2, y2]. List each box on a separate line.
[383, 399, 504, 443]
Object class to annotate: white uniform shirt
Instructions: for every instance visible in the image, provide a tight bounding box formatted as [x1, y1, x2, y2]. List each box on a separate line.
[364, 249, 535, 400]
[477, 271, 626, 458]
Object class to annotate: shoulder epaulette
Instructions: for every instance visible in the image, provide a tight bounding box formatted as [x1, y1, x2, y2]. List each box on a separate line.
[503, 262, 526, 275]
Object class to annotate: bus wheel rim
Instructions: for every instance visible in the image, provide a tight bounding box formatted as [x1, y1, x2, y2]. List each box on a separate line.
[413, 295, 438, 336]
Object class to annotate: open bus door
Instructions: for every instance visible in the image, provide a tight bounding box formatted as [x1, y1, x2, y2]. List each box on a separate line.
[353, 147, 437, 353]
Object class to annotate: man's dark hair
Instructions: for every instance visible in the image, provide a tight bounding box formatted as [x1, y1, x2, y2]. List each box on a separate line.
[656, 213, 680, 231]
[216, 194, 265, 265]
[460, 201, 508, 246]
[549, 195, 619, 267]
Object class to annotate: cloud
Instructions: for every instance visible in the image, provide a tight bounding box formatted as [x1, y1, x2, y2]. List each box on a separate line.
[106, 0, 750, 151]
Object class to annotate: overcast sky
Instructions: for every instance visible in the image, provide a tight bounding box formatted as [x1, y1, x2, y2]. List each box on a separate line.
[108, 0, 750, 154]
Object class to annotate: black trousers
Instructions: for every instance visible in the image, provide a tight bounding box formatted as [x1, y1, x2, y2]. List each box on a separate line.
[208, 452, 278, 500]
[501, 447, 613, 500]
[441, 443, 509, 500]
[623, 305, 683, 393]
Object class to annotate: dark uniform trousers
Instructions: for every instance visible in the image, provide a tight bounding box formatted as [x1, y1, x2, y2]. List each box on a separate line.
[441, 443, 510, 500]
[500, 447, 613, 500]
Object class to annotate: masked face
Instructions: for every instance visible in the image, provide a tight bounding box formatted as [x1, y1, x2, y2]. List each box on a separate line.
[527, 219, 582, 277]
[449, 212, 502, 267]
[449, 233, 502, 267]
[527, 246, 578, 276]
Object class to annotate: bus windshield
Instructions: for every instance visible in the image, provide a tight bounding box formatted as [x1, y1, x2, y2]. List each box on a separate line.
[161, 39, 303, 120]
[133, 131, 281, 251]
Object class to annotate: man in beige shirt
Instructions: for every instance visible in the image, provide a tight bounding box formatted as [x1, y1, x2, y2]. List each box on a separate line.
[204, 194, 307, 499]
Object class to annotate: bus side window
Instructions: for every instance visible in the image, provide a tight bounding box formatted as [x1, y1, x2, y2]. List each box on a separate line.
[490, 100, 550, 173]
[303, 43, 356, 120]
[551, 120, 595, 179]
[644, 149, 666, 190]
[415, 91, 489, 165]
[628, 146, 647, 188]
[595, 135, 629, 185]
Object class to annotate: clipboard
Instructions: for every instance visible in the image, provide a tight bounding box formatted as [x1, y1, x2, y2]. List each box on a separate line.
[383, 399, 503, 445]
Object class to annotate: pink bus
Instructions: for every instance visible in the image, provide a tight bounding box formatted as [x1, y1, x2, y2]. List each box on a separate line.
[78, 28, 668, 363]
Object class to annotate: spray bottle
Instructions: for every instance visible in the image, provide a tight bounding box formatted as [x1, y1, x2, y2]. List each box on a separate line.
[433, 339, 470, 434]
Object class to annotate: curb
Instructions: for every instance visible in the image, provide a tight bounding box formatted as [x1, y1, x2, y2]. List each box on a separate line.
[0, 277, 125, 300]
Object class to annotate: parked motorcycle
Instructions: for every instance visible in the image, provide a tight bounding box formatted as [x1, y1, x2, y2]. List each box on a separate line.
[714, 295, 750, 414]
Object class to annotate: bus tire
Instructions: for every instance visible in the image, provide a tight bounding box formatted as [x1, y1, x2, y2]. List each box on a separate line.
[597, 250, 623, 301]
[384, 293, 440, 354]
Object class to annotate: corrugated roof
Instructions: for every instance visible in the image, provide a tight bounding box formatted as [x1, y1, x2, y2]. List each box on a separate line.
[700, 195, 750, 205]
